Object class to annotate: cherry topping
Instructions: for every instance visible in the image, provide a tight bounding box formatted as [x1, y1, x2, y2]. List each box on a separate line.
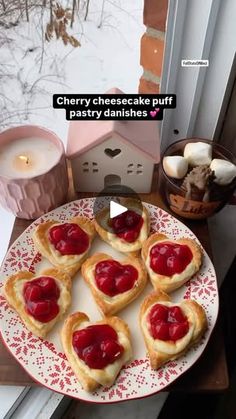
[23, 276, 60, 323]
[149, 303, 168, 323]
[169, 322, 189, 341]
[151, 320, 170, 341]
[148, 303, 189, 341]
[38, 276, 60, 299]
[150, 242, 193, 276]
[95, 260, 138, 297]
[72, 324, 124, 369]
[168, 306, 186, 323]
[100, 340, 123, 362]
[72, 328, 94, 349]
[115, 274, 135, 294]
[24, 284, 42, 302]
[110, 210, 143, 243]
[49, 223, 89, 256]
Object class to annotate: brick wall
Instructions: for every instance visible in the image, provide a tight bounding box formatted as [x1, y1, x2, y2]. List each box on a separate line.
[139, 0, 168, 94]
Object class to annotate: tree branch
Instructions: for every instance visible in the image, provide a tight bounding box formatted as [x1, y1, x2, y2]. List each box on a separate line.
[84, 0, 90, 21]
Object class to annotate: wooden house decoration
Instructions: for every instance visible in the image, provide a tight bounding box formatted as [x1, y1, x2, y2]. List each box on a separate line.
[66, 88, 160, 193]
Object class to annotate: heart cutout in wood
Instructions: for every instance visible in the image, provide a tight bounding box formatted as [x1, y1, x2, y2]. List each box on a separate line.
[104, 148, 121, 158]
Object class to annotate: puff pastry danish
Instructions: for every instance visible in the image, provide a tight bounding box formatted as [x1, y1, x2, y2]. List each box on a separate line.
[33, 216, 96, 277]
[4, 268, 71, 338]
[142, 233, 202, 292]
[81, 253, 147, 316]
[94, 199, 150, 253]
[61, 312, 132, 391]
[139, 290, 207, 369]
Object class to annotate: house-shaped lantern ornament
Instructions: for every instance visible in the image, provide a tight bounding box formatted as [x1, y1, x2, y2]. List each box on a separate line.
[67, 88, 160, 193]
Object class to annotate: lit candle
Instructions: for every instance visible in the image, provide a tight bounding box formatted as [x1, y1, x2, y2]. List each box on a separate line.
[0, 126, 68, 219]
[15, 155, 30, 170]
[0, 137, 61, 178]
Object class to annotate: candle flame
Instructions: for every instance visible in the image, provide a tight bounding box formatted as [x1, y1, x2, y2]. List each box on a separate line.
[19, 155, 29, 165]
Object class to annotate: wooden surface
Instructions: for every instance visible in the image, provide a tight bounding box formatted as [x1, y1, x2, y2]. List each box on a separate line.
[0, 168, 229, 391]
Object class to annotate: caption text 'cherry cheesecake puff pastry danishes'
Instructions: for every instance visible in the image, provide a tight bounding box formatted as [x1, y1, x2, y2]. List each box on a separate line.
[61, 312, 132, 392]
[139, 290, 207, 369]
[81, 253, 147, 316]
[142, 233, 202, 293]
[33, 216, 96, 277]
[4, 268, 71, 338]
[94, 199, 150, 253]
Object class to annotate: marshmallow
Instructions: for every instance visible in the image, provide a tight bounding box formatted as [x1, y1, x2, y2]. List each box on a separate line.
[210, 159, 236, 185]
[184, 142, 212, 166]
[163, 155, 188, 179]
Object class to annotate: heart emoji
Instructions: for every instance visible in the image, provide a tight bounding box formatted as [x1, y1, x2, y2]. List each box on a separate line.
[150, 110, 157, 118]
[155, 108, 160, 113]
[81, 253, 147, 316]
[104, 148, 121, 158]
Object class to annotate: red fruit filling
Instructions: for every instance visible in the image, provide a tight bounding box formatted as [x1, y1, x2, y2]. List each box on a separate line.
[49, 223, 89, 255]
[110, 210, 143, 243]
[95, 260, 138, 297]
[23, 276, 60, 323]
[72, 324, 124, 369]
[148, 303, 189, 341]
[150, 242, 193, 276]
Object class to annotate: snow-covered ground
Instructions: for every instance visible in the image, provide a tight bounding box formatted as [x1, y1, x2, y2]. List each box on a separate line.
[0, 0, 145, 264]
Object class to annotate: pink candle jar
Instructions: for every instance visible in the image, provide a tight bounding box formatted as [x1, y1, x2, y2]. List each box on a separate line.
[0, 125, 68, 219]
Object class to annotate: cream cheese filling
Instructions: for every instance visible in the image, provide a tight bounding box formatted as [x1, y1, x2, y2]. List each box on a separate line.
[147, 240, 196, 285]
[14, 277, 68, 331]
[70, 321, 132, 386]
[142, 301, 195, 355]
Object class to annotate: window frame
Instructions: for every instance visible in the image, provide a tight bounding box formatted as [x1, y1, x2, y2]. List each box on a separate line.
[160, 0, 236, 147]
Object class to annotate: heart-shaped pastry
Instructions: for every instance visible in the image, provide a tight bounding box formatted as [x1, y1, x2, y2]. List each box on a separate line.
[94, 198, 150, 253]
[139, 290, 207, 369]
[61, 312, 132, 391]
[4, 268, 71, 338]
[33, 216, 96, 277]
[142, 233, 202, 293]
[81, 253, 147, 315]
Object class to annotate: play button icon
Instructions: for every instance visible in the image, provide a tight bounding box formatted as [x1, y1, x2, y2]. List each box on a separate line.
[110, 201, 127, 218]
[93, 184, 143, 234]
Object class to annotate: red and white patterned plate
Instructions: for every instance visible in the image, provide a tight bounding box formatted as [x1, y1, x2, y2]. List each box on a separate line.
[0, 198, 218, 403]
